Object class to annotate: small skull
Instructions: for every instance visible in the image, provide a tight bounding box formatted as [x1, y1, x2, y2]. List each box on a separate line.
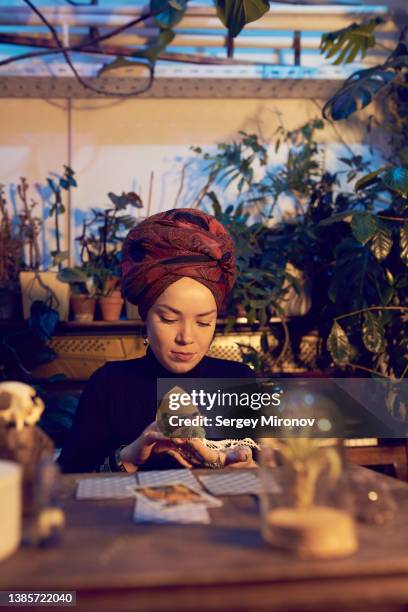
[0, 382, 44, 431]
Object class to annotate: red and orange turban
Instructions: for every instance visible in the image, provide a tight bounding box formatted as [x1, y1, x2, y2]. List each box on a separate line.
[121, 209, 236, 320]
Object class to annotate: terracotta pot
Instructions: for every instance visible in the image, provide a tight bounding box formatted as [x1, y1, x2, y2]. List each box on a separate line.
[235, 303, 247, 320]
[125, 300, 141, 321]
[99, 290, 124, 322]
[70, 295, 96, 322]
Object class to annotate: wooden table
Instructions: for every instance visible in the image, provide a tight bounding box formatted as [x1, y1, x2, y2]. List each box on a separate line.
[1, 467, 408, 612]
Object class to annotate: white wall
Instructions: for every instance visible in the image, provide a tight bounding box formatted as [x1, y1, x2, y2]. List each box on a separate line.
[0, 96, 384, 267]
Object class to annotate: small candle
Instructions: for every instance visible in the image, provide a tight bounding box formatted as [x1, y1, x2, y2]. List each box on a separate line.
[0, 460, 22, 562]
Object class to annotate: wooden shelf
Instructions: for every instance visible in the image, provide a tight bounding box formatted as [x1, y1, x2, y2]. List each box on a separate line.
[0, 316, 286, 336]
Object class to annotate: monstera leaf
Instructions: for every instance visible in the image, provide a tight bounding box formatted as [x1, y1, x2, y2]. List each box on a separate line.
[322, 65, 397, 120]
[216, 0, 270, 37]
[320, 17, 383, 65]
[323, 40, 408, 120]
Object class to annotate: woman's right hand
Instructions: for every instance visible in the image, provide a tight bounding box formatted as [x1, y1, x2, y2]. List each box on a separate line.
[119, 422, 192, 472]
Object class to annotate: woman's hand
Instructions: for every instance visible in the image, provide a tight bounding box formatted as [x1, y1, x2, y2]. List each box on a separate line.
[175, 438, 257, 469]
[119, 422, 193, 472]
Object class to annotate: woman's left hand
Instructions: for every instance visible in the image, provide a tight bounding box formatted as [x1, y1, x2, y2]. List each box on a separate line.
[175, 439, 257, 469]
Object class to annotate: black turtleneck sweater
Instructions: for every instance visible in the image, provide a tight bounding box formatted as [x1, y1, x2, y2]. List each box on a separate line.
[58, 349, 255, 473]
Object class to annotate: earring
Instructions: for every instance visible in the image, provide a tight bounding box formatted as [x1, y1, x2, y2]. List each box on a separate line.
[143, 336, 149, 347]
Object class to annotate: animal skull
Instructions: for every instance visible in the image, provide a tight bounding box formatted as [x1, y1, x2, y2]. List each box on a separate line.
[0, 382, 45, 431]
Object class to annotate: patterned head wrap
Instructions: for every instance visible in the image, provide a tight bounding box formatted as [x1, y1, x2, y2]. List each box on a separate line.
[121, 208, 236, 320]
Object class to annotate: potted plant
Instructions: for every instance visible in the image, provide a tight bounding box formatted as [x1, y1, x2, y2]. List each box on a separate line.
[57, 265, 98, 322]
[17, 167, 76, 322]
[315, 21, 408, 383]
[95, 267, 123, 322]
[187, 125, 329, 325]
[60, 191, 141, 322]
[0, 185, 22, 320]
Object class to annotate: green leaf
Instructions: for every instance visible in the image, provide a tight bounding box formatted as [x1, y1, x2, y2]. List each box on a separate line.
[260, 331, 269, 353]
[401, 222, 408, 266]
[150, 0, 187, 29]
[323, 39, 408, 121]
[382, 166, 408, 196]
[57, 267, 89, 284]
[52, 251, 69, 265]
[370, 225, 393, 261]
[320, 17, 383, 66]
[327, 321, 351, 366]
[215, 0, 270, 37]
[259, 308, 267, 326]
[395, 275, 408, 289]
[317, 211, 353, 226]
[380, 284, 394, 306]
[234, 202, 244, 218]
[207, 191, 222, 217]
[247, 307, 256, 324]
[351, 212, 377, 245]
[385, 268, 394, 286]
[362, 311, 386, 353]
[98, 56, 151, 77]
[354, 166, 387, 191]
[322, 66, 397, 121]
[135, 28, 175, 62]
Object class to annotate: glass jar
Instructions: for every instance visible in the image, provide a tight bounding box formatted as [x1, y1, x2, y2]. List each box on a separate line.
[259, 437, 358, 559]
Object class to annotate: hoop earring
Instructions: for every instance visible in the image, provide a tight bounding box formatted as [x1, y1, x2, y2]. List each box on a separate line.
[143, 336, 149, 347]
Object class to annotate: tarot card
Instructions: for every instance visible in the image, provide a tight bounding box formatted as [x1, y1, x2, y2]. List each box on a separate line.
[127, 482, 222, 508]
[133, 499, 211, 524]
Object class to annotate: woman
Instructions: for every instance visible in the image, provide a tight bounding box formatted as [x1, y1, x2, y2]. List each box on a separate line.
[59, 208, 256, 473]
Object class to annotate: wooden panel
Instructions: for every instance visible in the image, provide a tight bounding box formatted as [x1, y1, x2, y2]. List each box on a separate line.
[32, 329, 306, 380]
[346, 443, 408, 481]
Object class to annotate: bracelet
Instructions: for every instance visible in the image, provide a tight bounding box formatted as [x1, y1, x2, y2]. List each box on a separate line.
[106, 446, 128, 472]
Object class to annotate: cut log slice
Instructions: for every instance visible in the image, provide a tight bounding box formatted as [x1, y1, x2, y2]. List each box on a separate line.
[264, 506, 358, 559]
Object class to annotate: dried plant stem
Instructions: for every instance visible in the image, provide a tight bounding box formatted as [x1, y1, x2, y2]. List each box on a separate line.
[173, 161, 193, 209]
[147, 171, 154, 217]
[335, 306, 408, 322]
[17, 178, 41, 270]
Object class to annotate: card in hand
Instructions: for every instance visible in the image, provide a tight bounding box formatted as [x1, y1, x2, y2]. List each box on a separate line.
[127, 482, 222, 508]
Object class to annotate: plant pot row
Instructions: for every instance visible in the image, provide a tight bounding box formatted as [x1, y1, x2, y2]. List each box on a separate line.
[71, 291, 124, 322]
[0, 272, 142, 322]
